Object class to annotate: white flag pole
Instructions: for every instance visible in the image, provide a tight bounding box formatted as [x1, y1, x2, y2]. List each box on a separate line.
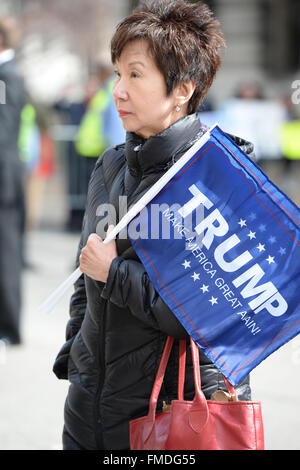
[38, 123, 217, 314]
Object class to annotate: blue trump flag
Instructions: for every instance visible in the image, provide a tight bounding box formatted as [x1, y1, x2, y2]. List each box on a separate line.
[128, 125, 300, 386]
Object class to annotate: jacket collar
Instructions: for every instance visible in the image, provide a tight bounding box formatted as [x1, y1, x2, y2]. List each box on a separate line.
[125, 113, 204, 175]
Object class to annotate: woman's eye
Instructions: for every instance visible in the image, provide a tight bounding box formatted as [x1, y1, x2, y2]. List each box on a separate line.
[114, 70, 120, 78]
[131, 71, 140, 78]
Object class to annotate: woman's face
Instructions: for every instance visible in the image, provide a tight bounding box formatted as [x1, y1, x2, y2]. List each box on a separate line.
[113, 39, 185, 139]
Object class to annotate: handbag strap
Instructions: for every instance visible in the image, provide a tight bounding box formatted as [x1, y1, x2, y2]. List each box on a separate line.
[188, 337, 210, 433]
[223, 374, 237, 398]
[148, 336, 175, 422]
[188, 338, 237, 398]
[148, 336, 207, 425]
[178, 340, 186, 400]
[147, 336, 237, 435]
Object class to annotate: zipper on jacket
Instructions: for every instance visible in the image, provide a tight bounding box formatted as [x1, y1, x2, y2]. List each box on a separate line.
[129, 145, 142, 180]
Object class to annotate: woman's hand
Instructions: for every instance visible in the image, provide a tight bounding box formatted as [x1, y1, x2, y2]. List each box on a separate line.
[79, 225, 118, 283]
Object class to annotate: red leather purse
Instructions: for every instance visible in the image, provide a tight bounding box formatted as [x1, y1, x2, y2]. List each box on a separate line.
[130, 336, 264, 450]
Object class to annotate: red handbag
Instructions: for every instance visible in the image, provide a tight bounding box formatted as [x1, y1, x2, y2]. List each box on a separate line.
[130, 336, 264, 450]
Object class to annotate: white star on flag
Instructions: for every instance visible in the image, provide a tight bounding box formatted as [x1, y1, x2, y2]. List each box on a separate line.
[238, 218, 247, 228]
[256, 243, 265, 252]
[279, 247, 286, 255]
[266, 255, 275, 264]
[191, 272, 200, 281]
[247, 231, 256, 240]
[182, 260, 191, 269]
[200, 284, 209, 293]
[208, 296, 218, 305]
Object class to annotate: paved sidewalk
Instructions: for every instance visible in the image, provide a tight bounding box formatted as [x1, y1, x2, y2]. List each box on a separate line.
[0, 229, 299, 450]
[0, 229, 78, 450]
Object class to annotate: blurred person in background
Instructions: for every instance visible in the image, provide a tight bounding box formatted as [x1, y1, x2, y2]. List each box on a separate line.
[279, 93, 300, 180]
[19, 98, 56, 235]
[53, 0, 253, 450]
[55, 63, 125, 232]
[0, 17, 26, 345]
[54, 74, 97, 232]
[18, 99, 41, 269]
[234, 81, 265, 101]
[74, 62, 125, 227]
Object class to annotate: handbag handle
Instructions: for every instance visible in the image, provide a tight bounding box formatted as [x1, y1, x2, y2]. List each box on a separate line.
[147, 336, 175, 424]
[178, 339, 186, 400]
[179, 338, 236, 398]
[146, 336, 209, 437]
[188, 337, 209, 433]
[146, 336, 237, 439]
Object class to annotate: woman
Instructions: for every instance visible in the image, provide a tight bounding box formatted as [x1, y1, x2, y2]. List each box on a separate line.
[53, 0, 254, 450]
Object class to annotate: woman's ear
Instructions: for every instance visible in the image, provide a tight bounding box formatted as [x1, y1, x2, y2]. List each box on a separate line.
[174, 81, 196, 108]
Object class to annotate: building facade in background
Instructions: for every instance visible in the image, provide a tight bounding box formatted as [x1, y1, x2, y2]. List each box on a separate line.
[211, 0, 300, 107]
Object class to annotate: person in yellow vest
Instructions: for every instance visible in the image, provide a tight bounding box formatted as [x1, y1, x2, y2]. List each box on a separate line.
[75, 63, 125, 205]
[279, 120, 300, 162]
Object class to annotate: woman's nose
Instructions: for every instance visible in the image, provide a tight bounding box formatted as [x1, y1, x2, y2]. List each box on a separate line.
[113, 78, 128, 101]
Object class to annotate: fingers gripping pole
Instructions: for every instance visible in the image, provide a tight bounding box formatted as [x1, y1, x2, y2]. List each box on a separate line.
[37, 228, 125, 314]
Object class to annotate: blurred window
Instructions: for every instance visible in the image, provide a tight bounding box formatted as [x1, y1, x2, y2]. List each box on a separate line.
[262, 0, 300, 76]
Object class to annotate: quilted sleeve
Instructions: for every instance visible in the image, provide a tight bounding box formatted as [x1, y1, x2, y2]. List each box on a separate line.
[100, 256, 189, 340]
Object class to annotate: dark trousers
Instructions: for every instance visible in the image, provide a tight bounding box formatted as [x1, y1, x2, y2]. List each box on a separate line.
[0, 204, 22, 343]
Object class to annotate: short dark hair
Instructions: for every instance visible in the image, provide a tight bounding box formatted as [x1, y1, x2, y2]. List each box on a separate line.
[111, 0, 225, 114]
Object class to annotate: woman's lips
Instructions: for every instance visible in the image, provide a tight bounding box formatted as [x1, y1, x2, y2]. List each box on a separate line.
[118, 110, 131, 117]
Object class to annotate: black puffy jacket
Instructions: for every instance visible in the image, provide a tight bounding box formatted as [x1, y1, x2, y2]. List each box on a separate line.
[53, 114, 253, 450]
